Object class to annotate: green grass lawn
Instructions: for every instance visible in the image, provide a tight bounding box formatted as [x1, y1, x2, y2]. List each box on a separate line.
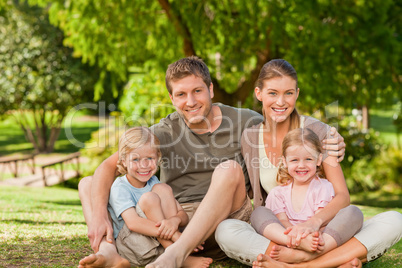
[0, 186, 401, 267]
[0, 113, 103, 156]
[370, 108, 400, 146]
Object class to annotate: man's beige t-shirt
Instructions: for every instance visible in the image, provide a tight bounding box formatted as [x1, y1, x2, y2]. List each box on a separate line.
[151, 103, 262, 203]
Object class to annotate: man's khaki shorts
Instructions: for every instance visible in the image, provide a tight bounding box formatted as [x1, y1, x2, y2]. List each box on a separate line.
[180, 195, 253, 260]
[115, 205, 164, 267]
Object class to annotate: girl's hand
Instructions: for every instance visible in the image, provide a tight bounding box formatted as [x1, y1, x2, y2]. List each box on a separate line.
[283, 218, 322, 248]
[156, 216, 181, 240]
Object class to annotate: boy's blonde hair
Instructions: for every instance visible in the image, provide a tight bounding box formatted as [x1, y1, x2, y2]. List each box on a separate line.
[117, 127, 161, 175]
[276, 128, 325, 185]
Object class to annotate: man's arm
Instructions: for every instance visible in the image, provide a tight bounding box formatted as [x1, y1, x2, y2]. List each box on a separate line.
[88, 151, 119, 252]
[322, 127, 346, 162]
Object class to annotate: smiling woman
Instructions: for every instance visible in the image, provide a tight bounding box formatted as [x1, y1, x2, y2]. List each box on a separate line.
[255, 76, 299, 125]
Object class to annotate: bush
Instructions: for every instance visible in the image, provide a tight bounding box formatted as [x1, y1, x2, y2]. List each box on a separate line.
[347, 145, 402, 192]
[371, 146, 402, 187]
[79, 118, 125, 177]
[327, 115, 385, 192]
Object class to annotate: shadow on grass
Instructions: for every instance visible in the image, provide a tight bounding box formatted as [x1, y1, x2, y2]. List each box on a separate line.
[352, 199, 402, 208]
[370, 113, 397, 133]
[2, 219, 86, 225]
[351, 190, 402, 209]
[42, 200, 82, 206]
[0, 236, 92, 267]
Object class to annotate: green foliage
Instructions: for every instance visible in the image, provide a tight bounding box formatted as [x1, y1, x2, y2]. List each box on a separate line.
[328, 115, 385, 192]
[0, 1, 97, 152]
[0, 2, 94, 114]
[79, 118, 124, 177]
[341, 121, 383, 166]
[26, 0, 401, 112]
[335, 113, 402, 193]
[348, 146, 402, 192]
[119, 69, 175, 127]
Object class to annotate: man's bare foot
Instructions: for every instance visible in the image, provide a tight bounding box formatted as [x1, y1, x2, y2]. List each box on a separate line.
[182, 256, 213, 268]
[78, 253, 130, 268]
[270, 245, 314, 263]
[252, 253, 289, 268]
[297, 231, 320, 252]
[145, 245, 186, 268]
[338, 258, 362, 268]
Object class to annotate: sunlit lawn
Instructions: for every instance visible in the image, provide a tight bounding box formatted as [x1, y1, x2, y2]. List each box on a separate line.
[0, 186, 401, 267]
[370, 109, 400, 146]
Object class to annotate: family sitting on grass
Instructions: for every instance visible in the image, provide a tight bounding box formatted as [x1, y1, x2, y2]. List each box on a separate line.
[78, 57, 402, 268]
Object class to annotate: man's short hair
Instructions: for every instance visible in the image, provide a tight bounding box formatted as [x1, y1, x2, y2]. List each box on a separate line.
[165, 56, 212, 95]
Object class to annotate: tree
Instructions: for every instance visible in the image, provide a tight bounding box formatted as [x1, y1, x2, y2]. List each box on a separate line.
[0, 1, 97, 153]
[25, 0, 401, 117]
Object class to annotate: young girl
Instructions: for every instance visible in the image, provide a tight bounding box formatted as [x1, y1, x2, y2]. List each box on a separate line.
[259, 128, 363, 263]
[107, 127, 212, 268]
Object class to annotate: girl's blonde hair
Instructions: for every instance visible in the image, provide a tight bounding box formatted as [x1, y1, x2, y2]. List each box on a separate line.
[117, 127, 161, 175]
[276, 128, 325, 185]
[256, 59, 300, 130]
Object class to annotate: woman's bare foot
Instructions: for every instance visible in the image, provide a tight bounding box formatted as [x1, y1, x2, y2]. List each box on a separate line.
[270, 245, 315, 263]
[78, 252, 130, 268]
[182, 256, 213, 268]
[338, 258, 362, 268]
[252, 253, 289, 268]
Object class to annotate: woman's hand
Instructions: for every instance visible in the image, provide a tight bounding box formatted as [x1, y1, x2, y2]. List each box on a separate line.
[283, 218, 322, 248]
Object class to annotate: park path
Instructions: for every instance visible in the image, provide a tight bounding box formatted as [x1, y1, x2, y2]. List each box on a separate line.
[0, 153, 87, 187]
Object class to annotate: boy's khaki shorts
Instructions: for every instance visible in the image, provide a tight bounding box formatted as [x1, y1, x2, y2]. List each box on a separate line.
[115, 195, 253, 264]
[115, 205, 164, 267]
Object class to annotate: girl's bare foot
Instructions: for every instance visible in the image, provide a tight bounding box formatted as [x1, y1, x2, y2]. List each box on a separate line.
[182, 256, 213, 268]
[297, 231, 320, 252]
[252, 253, 289, 268]
[78, 253, 130, 268]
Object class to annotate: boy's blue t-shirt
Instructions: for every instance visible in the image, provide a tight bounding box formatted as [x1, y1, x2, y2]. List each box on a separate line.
[107, 175, 160, 238]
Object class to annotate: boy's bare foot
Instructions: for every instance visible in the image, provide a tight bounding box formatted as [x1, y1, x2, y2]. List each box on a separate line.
[183, 256, 213, 268]
[252, 253, 289, 268]
[338, 258, 362, 268]
[78, 253, 130, 268]
[270, 245, 314, 263]
[297, 231, 320, 252]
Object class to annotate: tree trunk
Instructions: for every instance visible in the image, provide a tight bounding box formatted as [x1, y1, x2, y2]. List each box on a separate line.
[362, 105, 370, 130]
[12, 110, 64, 153]
[158, 0, 196, 56]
